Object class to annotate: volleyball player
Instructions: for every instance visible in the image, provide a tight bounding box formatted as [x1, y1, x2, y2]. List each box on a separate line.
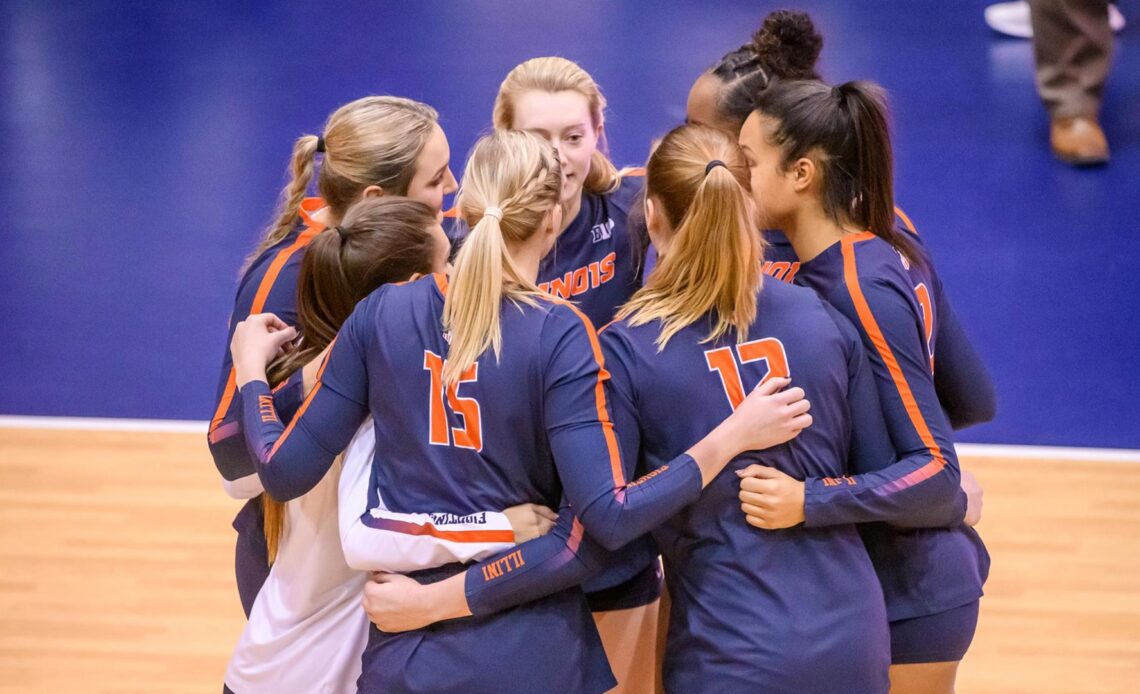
[737, 79, 990, 693]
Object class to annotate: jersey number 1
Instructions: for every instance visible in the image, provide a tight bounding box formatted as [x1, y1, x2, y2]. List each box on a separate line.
[423, 351, 483, 451]
[705, 338, 790, 410]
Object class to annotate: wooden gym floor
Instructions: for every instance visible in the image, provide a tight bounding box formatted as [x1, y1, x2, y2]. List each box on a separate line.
[1, 427, 1137, 693]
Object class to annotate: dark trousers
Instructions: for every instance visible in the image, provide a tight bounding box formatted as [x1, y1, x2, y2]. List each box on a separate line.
[1029, 0, 1113, 118]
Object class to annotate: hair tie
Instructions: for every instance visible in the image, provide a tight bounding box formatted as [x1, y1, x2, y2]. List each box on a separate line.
[705, 160, 728, 176]
[333, 225, 348, 244]
[483, 206, 504, 221]
[316, 135, 326, 153]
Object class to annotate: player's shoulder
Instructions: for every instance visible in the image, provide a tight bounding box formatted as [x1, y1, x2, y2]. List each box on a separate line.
[604, 169, 646, 214]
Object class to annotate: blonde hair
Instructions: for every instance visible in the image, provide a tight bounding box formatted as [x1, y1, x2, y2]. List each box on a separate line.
[492, 56, 622, 195]
[442, 130, 562, 386]
[617, 124, 763, 348]
[246, 96, 439, 269]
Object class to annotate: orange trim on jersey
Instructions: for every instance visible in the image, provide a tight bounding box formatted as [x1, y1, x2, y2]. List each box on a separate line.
[208, 199, 327, 435]
[551, 298, 626, 487]
[267, 337, 336, 460]
[433, 272, 449, 295]
[567, 517, 585, 553]
[894, 206, 917, 234]
[298, 197, 326, 227]
[442, 206, 458, 219]
[368, 517, 516, 544]
[840, 236, 947, 480]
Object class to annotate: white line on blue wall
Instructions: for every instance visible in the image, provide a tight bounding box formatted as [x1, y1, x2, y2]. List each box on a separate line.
[1, 415, 1138, 462]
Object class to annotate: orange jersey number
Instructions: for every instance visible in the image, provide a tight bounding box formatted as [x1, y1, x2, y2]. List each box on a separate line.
[423, 351, 483, 451]
[705, 338, 791, 410]
[914, 283, 935, 374]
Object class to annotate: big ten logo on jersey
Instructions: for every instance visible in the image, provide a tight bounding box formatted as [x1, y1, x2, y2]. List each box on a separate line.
[423, 351, 483, 451]
[538, 252, 616, 300]
[591, 217, 614, 243]
[913, 283, 934, 373]
[761, 260, 800, 283]
[704, 338, 790, 410]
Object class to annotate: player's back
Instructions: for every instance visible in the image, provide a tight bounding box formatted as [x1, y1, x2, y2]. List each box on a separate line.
[350, 273, 566, 516]
[601, 279, 889, 693]
[341, 273, 614, 693]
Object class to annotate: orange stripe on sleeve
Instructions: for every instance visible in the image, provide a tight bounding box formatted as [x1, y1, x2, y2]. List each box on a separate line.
[552, 299, 627, 487]
[266, 337, 336, 460]
[840, 236, 947, 475]
[208, 200, 326, 434]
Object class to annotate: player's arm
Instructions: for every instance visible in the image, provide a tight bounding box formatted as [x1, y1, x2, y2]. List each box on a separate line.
[335, 421, 549, 573]
[545, 305, 807, 551]
[443, 325, 654, 618]
[933, 284, 997, 429]
[362, 499, 614, 633]
[233, 310, 369, 502]
[816, 304, 966, 527]
[208, 260, 302, 496]
[801, 276, 965, 527]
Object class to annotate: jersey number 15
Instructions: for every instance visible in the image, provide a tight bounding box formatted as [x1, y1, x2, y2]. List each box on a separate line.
[423, 351, 483, 452]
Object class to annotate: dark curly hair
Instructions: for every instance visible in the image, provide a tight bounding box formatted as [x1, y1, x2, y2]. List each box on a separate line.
[710, 10, 824, 129]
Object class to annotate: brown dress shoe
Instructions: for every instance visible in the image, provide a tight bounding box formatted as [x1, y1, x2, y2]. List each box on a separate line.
[1051, 116, 1110, 166]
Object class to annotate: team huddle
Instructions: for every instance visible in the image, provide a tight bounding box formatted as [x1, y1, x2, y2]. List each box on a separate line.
[207, 10, 994, 694]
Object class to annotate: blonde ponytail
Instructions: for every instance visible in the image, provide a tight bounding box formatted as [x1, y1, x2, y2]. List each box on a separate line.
[442, 131, 562, 386]
[617, 124, 763, 348]
[245, 134, 320, 271]
[245, 96, 440, 271]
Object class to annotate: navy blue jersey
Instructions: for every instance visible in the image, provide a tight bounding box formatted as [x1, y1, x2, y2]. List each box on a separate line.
[536, 172, 658, 605]
[763, 213, 996, 429]
[537, 174, 645, 329]
[208, 197, 325, 484]
[795, 232, 990, 621]
[238, 273, 716, 692]
[602, 279, 891, 692]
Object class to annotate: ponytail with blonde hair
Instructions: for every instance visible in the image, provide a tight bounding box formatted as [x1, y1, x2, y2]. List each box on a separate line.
[492, 56, 622, 195]
[442, 130, 562, 386]
[617, 124, 763, 348]
[246, 96, 440, 270]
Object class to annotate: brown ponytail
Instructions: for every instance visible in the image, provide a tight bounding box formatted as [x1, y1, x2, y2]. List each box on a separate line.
[617, 124, 763, 348]
[261, 196, 439, 562]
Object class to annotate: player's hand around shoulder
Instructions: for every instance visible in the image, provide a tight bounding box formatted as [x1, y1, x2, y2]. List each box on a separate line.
[231, 313, 297, 386]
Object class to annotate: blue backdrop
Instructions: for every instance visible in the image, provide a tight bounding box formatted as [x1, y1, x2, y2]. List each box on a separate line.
[2, 0, 1138, 448]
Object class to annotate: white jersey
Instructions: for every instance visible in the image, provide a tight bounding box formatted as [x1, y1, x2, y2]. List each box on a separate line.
[225, 419, 519, 693]
[224, 421, 373, 694]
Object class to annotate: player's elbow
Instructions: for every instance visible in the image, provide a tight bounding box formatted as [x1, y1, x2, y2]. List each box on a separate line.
[581, 517, 636, 552]
[260, 478, 302, 504]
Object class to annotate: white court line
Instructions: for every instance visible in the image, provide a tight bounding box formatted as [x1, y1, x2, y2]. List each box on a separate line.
[2, 415, 1139, 462]
[0, 416, 207, 434]
[955, 443, 1140, 463]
